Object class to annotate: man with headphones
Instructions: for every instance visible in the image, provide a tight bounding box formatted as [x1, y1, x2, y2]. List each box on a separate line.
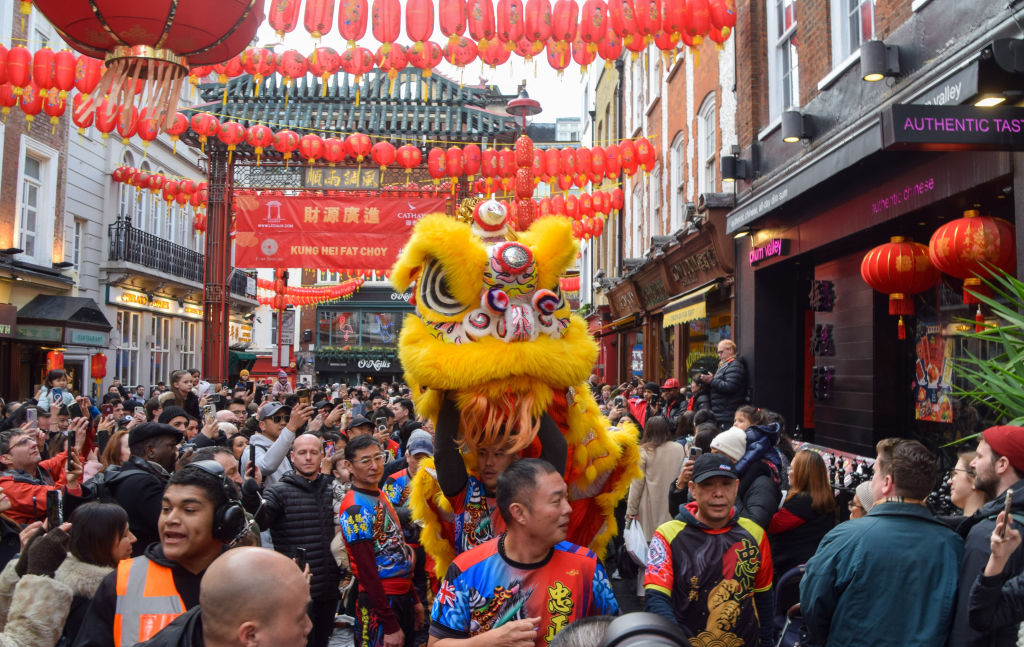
[73, 461, 249, 647]
[241, 433, 341, 647]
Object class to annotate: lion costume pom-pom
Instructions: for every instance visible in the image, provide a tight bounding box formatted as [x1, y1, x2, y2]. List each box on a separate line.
[391, 212, 641, 577]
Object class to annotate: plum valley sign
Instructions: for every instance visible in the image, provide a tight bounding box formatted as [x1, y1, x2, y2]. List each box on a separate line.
[883, 104, 1024, 150]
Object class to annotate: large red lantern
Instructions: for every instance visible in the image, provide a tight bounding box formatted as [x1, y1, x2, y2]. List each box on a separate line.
[34, 0, 261, 128]
[571, 36, 598, 70]
[463, 144, 482, 179]
[32, 47, 55, 93]
[240, 48, 277, 96]
[634, 0, 661, 41]
[546, 40, 572, 72]
[277, 50, 308, 88]
[515, 37, 546, 60]
[524, 0, 553, 47]
[497, 0, 526, 46]
[299, 133, 326, 164]
[579, 0, 607, 45]
[468, 0, 497, 48]
[636, 137, 656, 172]
[339, 0, 369, 47]
[608, 0, 638, 41]
[273, 129, 301, 166]
[71, 93, 94, 134]
[619, 139, 638, 175]
[686, 0, 712, 41]
[305, 0, 335, 38]
[929, 209, 1017, 304]
[396, 144, 422, 180]
[515, 136, 534, 168]
[551, 0, 579, 46]
[479, 39, 512, 67]
[408, 40, 444, 78]
[246, 124, 275, 165]
[307, 47, 341, 95]
[345, 133, 372, 162]
[53, 50, 76, 99]
[340, 47, 376, 103]
[440, 0, 468, 44]
[74, 55, 104, 99]
[446, 147, 465, 180]
[42, 93, 65, 132]
[407, 0, 435, 46]
[610, 187, 624, 210]
[18, 84, 43, 129]
[604, 143, 622, 177]
[216, 121, 246, 162]
[444, 37, 478, 67]
[269, 0, 301, 37]
[427, 147, 448, 184]
[47, 350, 64, 373]
[376, 44, 408, 93]
[135, 112, 160, 146]
[90, 353, 107, 380]
[371, 140, 397, 170]
[861, 236, 940, 338]
[190, 112, 220, 151]
[372, 0, 403, 53]
[6, 46, 29, 94]
[323, 138, 347, 165]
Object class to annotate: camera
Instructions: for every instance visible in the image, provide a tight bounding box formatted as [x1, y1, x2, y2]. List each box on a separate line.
[613, 396, 626, 408]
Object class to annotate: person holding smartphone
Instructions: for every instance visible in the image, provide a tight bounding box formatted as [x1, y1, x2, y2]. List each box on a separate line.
[0, 417, 89, 524]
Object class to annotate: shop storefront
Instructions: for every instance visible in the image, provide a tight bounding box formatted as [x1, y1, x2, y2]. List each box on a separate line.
[314, 286, 412, 385]
[605, 208, 736, 385]
[731, 107, 1021, 454]
[105, 285, 203, 390]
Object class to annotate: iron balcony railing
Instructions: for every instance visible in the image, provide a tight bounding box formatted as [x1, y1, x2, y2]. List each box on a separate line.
[108, 221, 256, 298]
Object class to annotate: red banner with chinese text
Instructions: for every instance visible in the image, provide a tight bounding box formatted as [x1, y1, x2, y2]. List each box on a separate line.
[233, 194, 448, 270]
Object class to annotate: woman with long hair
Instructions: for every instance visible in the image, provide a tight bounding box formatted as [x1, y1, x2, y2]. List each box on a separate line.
[626, 415, 685, 596]
[768, 450, 836, 579]
[55, 502, 135, 644]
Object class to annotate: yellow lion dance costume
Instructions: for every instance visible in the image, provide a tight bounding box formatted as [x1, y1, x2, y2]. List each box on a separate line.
[391, 209, 641, 578]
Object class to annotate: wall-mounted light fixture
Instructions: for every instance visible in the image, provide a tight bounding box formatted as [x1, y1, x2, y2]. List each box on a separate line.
[733, 226, 756, 240]
[781, 111, 810, 143]
[860, 40, 901, 82]
[721, 155, 750, 182]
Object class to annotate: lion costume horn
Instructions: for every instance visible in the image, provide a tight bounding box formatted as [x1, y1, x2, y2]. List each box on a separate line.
[392, 212, 640, 577]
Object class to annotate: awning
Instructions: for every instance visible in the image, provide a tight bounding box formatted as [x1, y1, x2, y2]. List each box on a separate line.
[17, 295, 112, 330]
[663, 282, 720, 328]
[228, 351, 257, 374]
[596, 313, 638, 332]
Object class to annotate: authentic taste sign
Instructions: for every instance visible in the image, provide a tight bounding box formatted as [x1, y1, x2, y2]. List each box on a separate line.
[883, 104, 1024, 150]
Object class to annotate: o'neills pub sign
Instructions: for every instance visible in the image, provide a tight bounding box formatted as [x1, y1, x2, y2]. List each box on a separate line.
[883, 104, 1024, 150]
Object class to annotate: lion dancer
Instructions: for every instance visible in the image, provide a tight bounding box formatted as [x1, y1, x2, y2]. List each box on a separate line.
[433, 397, 567, 556]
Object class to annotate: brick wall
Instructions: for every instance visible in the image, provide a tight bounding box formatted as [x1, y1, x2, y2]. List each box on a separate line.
[874, 0, 912, 39]
[797, 0, 831, 107]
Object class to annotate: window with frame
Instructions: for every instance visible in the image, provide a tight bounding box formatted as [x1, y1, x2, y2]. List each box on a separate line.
[150, 315, 170, 386]
[28, 10, 55, 50]
[116, 310, 141, 387]
[72, 218, 84, 269]
[632, 64, 645, 125]
[670, 133, 685, 230]
[831, 0, 874, 65]
[18, 155, 42, 260]
[697, 95, 717, 195]
[768, 0, 800, 118]
[648, 50, 661, 101]
[631, 182, 644, 258]
[649, 168, 662, 237]
[180, 320, 198, 371]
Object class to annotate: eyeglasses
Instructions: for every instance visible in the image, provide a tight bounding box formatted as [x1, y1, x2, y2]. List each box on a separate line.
[351, 452, 387, 467]
[268, 415, 288, 423]
[950, 468, 975, 478]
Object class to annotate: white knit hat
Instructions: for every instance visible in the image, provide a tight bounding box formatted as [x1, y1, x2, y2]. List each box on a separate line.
[855, 481, 875, 514]
[710, 427, 747, 462]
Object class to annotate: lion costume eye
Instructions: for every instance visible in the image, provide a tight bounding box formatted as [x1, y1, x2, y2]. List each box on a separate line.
[419, 258, 465, 316]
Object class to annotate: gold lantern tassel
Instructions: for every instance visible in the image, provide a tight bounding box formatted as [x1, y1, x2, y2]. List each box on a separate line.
[898, 316, 906, 340]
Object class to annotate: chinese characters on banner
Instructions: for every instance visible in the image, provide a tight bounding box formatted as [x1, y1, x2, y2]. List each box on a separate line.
[233, 194, 448, 270]
[913, 321, 953, 423]
[304, 167, 380, 190]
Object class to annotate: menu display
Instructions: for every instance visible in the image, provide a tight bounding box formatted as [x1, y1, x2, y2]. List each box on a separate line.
[913, 321, 953, 423]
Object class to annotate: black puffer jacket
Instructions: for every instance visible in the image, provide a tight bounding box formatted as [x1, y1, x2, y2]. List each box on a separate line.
[736, 459, 781, 530]
[94, 456, 169, 557]
[244, 471, 340, 601]
[709, 358, 747, 426]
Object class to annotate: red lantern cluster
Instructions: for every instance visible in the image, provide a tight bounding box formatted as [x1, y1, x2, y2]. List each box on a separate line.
[256, 276, 366, 307]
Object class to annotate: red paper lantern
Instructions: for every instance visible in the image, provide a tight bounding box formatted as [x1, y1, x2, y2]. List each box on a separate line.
[634, 0, 661, 40]
[610, 187, 624, 210]
[480, 39, 512, 67]
[339, 0, 370, 47]
[146, 173, 166, 194]
[499, 149, 515, 179]
[515, 198, 536, 229]
[663, 0, 685, 38]
[706, 26, 730, 46]
[273, 129, 301, 165]
[190, 112, 220, 150]
[269, 0, 301, 37]
[524, 0, 553, 46]
[307, 47, 341, 93]
[636, 137, 656, 172]
[532, 149, 545, 179]
[619, 139, 638, 175]
[572, 36, 597, 69]
[929, 209, 1017, 304]
[346, 133, 372, 161]
[443, 37, 478, 67]
[566, 194, 579, 219]
[396, 144, 422, 170]
[42, 93, 65, 130]
[497, 0, 526, 45]
[136, 112, 160, 145]
[277, 50, 308, 86]
[515, 135, 534, 168]
[515, 37, 546, 59]
[299, 133, 326, 164]
[592, 216, 605, 236]
[440, 0, 468, 43]
[18, 83, 43, 128]
[0, 46, 9, 87]
[608, 0, 638, 41]
[324, 138, 347, 165]
[305, 0, 335, 38]
[240, 48, 277, 95]
[90, 353, 107, 380]
[32, 47, 55, 93]
[546, 40, 572, 72]
[592, 190, 609, 214]
[463, 144, 482, 178]
[558, 147, 578, 177]
[579, 0, 607, 45]
[6, 46, 29, 93]
[427, 147, 448, 183]
[408, 41, 444, 77]
[375, 44, 408, 93]
[71, 93, 94, 133]
[372, 0, 402, 52]
[515, 168, 533, 199]
[47, 350, 64, 373]
[74, 55, 103, 98]
[371, 141, 396, 170]
[468, 0, 497, 47]
[686, 0, 711, 41]
[551, 0, 579, 45]
[213, 55, 244, 84]
[53, 50, 76, 99]
[246, 124, 275, 165]
[603, 143, 621, 177]
[861, 236, 940, 338]
[446, 146, 465, 179]
[407, 0, 435, 45]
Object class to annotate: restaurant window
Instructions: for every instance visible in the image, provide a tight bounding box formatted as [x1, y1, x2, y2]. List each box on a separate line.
[831, 0, 874, 66]
[116, 310, 141, 387]
[150, 316, 170, 386]
[180, 320, 198, 371]
[360, 311, 400, 346]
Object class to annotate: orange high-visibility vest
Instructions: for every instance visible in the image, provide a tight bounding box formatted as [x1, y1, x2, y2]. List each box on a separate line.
[113, 556, 187, 647]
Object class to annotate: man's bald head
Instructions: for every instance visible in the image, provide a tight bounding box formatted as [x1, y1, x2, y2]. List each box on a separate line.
[200, 547, 312, 646]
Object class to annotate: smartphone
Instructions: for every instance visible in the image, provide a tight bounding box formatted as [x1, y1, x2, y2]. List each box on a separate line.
[45, 490, 61, 528]
[210, 394, 223, 405]
[202, 403, 217, 423]
[66, 431, 75, 471]
[375, 416, 387, 433]
[690, 446, 703, 460]
[68, 402, 84, 419]
[101, 404, 113, 417]
[1002, 489, 1014, 538]
[295, 547, 307, 571]
[333, 397, 344, 406]
[613, 396, 625, 408]
[134, 406, 145, 418]
[325, 441, 335, 457]
[247, 443, 257, 476]
[701, 368, 712, 375]
[51, 387, 63, 403]
[296, 388, 310, 406]
[25, 407, 37, 430]
[97, 429, 110, 456]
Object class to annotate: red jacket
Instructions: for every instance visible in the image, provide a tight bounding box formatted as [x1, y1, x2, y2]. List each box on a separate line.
[0, 451, 82, 524]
